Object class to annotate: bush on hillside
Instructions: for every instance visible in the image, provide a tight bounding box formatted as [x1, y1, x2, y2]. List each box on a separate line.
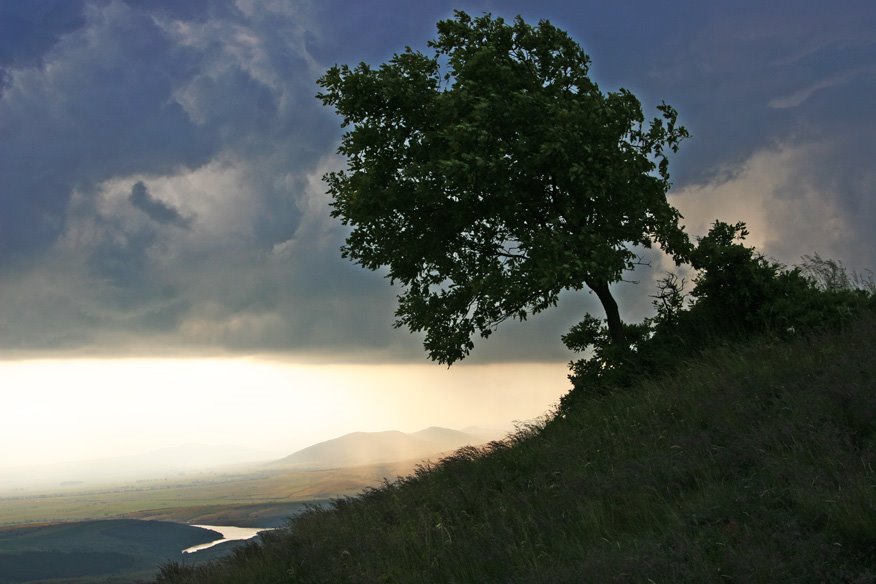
[564, 220, 876, 399]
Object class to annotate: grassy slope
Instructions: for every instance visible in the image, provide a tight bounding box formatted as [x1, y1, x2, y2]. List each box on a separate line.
[160, 315, 876, 583]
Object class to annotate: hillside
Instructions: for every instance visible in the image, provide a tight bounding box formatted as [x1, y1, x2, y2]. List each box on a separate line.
[273, 427, 498, 469]
[158, 313, 876, 583]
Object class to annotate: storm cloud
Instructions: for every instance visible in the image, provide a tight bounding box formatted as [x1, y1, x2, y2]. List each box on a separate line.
[0, 0, 874, 362]
[129, 182, 192, 228]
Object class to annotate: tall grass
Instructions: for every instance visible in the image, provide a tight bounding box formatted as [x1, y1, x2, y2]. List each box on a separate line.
[158, 311, 875, 583]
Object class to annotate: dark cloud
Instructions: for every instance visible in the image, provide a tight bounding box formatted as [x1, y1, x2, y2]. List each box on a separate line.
[0, 1, 217, 256]
[0, 0, 874, 362]
[120, 0, 227, 21]
[637, 1, 876, 187]
[129, 182, 192, 228]
[0, 0, 87, 96]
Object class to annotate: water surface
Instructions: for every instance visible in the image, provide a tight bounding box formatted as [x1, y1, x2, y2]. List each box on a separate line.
[183, 525, 266, 554]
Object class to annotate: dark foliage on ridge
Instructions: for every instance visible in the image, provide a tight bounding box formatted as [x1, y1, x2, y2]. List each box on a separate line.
[562, 220, 876, 399]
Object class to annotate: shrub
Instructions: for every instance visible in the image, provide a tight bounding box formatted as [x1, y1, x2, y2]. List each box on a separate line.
[565, 221, 876, 396]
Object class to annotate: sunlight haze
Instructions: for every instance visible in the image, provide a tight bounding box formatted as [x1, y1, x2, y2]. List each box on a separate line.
[0, 359, 568, 472]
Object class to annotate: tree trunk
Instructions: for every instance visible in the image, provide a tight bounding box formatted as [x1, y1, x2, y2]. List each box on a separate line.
[586, 279, 627, 349]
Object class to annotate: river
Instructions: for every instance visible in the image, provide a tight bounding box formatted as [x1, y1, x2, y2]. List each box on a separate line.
[182, 524, 269, 554]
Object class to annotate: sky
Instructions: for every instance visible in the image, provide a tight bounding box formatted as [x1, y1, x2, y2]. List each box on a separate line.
[1, 0, 875, 470]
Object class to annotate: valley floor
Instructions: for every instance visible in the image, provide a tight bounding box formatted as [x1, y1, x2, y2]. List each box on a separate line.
[0, 459, 423, 583]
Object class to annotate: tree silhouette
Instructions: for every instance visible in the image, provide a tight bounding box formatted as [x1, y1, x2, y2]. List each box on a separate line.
[318, 11, 690, 364]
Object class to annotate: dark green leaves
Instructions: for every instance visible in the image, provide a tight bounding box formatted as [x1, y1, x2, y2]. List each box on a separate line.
[317, 11, 689, 364]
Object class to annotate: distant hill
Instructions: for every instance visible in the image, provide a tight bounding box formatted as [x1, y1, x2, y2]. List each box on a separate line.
[273, 427, 500, 469]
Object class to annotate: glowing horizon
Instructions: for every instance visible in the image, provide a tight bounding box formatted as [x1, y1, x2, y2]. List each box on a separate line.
[0, 358, 569, 472]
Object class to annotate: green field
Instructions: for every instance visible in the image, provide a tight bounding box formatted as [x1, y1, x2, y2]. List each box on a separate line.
[0, 519, 219, 584]
[0, 459, 422, 528]
[0, 460, 425, 583]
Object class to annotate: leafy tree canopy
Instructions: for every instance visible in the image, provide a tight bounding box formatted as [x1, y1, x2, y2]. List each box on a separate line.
[317, 10, 690, 364]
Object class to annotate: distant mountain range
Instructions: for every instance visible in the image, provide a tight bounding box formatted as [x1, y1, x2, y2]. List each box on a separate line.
[0, 427, 506, 495]
[273, 426, 503, 469]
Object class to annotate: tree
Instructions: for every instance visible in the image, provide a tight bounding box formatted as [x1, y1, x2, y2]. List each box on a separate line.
[317, 11, 690, 365]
